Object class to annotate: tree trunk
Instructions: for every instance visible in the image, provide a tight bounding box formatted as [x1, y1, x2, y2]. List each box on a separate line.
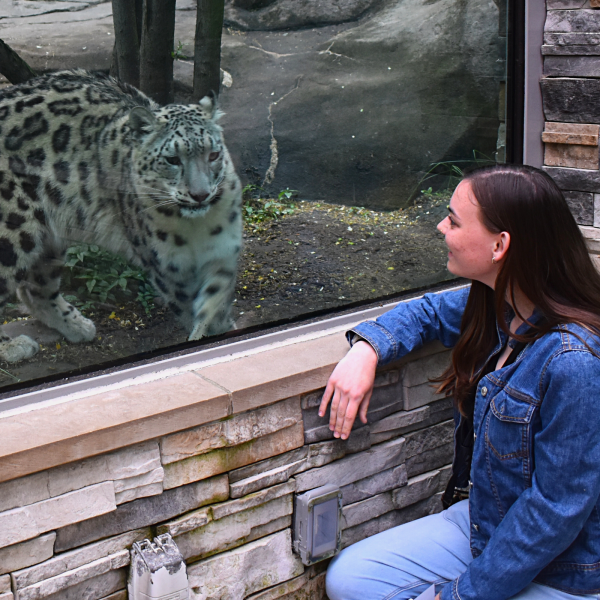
[0, 39, 36, 84]
[111, 0, 143, 87]
[139, 0, 176, 105]
[193, 0, 225, 101]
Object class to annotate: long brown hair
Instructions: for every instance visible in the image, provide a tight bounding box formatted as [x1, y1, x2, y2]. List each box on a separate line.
[436, 164, 600, 417]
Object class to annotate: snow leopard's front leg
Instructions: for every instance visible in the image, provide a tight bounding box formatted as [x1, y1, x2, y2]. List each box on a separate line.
[17, 256, 96, 344]
[188, 264, 237, 341]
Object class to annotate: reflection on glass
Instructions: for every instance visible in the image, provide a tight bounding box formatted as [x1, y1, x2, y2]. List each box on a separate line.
[0, 0, 507, 390]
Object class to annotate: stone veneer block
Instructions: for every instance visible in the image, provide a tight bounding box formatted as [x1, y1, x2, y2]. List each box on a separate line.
[565, 190, 594, 225]
[340, 464, 408, 506]
[174, 495, 294, 561]
[543, 124, 600, 171]
[545, 143, 599, 170]
[246, 572, 326, 600]
[187, 529, 304, 600]
[38, 569, 126, 600]
[113, 464, 164, 495]
[544, 166, 600, 193]
[229, 447, 308, 483]
[157, 481, 295, 537]
[341, 494, 443, 549]
[12, 529, 151, 590]
[544, 32, 600, 48]
[393, 468, 450, 510]
[0, 534, 56, 576]
[581, 225, 600, 254]
[0, 482, 116, 549]
[115, 481, 163, 505]
[542, 122, 599, 146]
[406, 443, 454, 478]
[229, 436, 364, 498]
[48, 441, 162, 498]
[546, 1, 589, 7]
[211, 480, 296, 520]
[594, 194, 600, 228]
[343, 491, 396, 529]
[294, 437, 406, 492]
[14, 551, 129, 600]
[0, 372, 229, 484]
[98, 592, 126, 600]
[370, 407, 430, 435]
[54, 475, 228, 552]
[402, 352, 450, 410]
[196, 332, 348, 413]
[545, 54, 600, 76]
[404, 421, 454, 459]
[163, 422, 304, 490]
[0, 593, 13, 600]
[160, 397, 302, 464]
[0, 576, 9, 594]
[542, 44, 600, 56]
[0, 471, 50, 513]
[541, 78, 600, 124]
[546, 9, 600, 33]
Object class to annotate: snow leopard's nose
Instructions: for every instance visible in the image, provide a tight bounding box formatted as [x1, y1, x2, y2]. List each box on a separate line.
[190, 192, 209, 205]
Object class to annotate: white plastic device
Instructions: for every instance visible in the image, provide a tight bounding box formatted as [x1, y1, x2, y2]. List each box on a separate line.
[128, 533, 189, 600]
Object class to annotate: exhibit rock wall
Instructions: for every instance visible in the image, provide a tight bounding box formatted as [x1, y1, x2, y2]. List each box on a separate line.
[215, 0, 505, 209]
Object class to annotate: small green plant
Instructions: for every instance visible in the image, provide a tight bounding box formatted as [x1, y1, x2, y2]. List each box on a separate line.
[63, 244, 157, 315]
[242, 186, 298, 230]
[171, 41, 189, 61]
[414, 150, 495, 200]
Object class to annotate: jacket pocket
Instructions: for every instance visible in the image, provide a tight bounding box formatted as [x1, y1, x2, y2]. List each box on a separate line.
[485, 392, 534, 460]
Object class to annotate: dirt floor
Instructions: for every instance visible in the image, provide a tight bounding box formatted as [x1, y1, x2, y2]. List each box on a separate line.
[0, 191, 454, 391]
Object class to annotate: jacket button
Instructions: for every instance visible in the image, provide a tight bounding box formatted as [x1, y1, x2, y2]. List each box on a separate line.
[481, 386, 488, 397]
[469, 481, 473, 488]
[473, 433, 477, 441]
[473, 523, 479, 531]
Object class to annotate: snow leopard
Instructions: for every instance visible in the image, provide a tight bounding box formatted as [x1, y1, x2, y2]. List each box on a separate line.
[0, 69, 242, 362]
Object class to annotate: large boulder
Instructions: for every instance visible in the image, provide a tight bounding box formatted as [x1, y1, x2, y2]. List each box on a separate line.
[224, 0, 382, 30]
[212, 0, 504, 209]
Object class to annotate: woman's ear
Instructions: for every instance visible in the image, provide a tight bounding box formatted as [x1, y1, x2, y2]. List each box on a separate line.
[493, 231, 511, 262]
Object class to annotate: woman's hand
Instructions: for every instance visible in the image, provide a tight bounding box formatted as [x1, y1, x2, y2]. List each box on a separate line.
[319, 340, 378, 439]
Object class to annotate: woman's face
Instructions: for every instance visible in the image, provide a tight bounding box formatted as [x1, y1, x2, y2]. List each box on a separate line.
[437, 180, 506, 288]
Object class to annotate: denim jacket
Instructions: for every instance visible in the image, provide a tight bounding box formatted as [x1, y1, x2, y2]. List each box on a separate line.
[350, 287, 600, 600]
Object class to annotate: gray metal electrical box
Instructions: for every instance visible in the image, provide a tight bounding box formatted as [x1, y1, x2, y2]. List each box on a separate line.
[293, 484, 343, 565]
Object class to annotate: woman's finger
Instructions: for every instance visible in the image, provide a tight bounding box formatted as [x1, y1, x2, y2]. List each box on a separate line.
[358, 388, 373, 424]
[329, 388, 342, 430]
[340, 396, 361, 439]
[319, 380, 335, 417]
[334, 393, 350, 437]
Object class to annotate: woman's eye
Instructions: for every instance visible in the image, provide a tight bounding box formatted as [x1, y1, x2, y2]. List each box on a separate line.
[166, 156, 181, 166]
[208, 151, 220, 162]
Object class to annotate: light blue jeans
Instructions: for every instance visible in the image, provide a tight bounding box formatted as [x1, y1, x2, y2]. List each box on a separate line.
[326, 501, 600, 600]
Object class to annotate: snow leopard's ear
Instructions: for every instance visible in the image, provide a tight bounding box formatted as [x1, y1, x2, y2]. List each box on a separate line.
[128, 107, 159, 137]
[198, 91, 224, 123]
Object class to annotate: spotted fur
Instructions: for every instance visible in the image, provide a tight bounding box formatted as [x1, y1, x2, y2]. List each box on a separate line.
[0, 70, 242, 362]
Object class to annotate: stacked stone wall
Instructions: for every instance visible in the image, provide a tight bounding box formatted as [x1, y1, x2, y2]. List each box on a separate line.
[542, 0, 600, 257]
[0, 344, 453, 600]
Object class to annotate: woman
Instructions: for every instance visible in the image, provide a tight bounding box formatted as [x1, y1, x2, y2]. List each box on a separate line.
[321, 164, 600, 600]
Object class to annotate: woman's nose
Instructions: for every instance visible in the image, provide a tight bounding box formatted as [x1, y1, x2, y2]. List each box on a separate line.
[437, 217, 448, 234]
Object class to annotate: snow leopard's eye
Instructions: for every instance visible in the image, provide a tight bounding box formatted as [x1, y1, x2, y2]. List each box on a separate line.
[208, 151, 220, 162]
[165, 156, 181, 166]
